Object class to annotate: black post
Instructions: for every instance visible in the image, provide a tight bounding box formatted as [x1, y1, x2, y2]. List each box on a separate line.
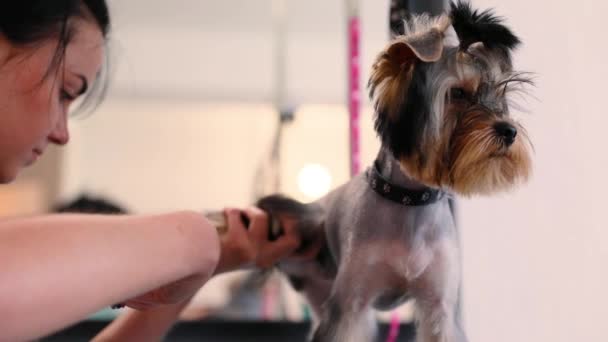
[390, 0, 447, 38]
[408, 0, 446, 16]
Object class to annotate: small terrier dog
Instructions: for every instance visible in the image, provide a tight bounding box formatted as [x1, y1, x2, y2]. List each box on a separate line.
[257, 2, 533, 341]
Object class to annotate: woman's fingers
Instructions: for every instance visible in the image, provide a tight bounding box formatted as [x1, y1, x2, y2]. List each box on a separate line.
[243, 207, 269, 244]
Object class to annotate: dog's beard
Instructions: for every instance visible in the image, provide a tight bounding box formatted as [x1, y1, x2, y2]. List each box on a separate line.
[396, 109, 532, 196]
[448, 111, 532, 195]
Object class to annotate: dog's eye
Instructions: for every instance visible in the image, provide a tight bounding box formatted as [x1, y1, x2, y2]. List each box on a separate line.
[449, 87, 468, 101]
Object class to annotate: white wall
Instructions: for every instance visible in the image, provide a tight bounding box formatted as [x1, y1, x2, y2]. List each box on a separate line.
[54, 0, 608, 341]
[105, 0, 388, 104]
[61, 102, 278, 212]
[459, 1, 608, 341]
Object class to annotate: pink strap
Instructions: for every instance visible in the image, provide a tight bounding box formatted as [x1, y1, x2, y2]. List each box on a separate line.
[349, 6, 400, 342]
[348, 17, 361, 177]
[387, 312, 401, 342]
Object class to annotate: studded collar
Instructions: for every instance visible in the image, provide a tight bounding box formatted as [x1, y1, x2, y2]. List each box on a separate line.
[366, 161, 445, 206]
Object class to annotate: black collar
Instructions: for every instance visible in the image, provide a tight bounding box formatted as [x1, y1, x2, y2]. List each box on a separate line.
[366, 161, 445, 206]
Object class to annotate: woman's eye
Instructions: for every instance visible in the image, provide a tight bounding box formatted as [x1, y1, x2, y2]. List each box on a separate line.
[61, 89, 76, 101]
[449, 87, 468, 101]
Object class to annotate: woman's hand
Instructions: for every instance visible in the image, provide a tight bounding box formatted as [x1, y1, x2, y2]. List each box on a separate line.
[213, 207, 301, 275]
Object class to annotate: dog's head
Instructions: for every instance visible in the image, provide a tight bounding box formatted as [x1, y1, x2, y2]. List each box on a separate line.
[370, 1, 533, 196]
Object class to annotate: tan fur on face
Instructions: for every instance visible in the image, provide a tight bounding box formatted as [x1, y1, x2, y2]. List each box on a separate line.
[398, 106, 532, 196]
[449, 111, 532, 195]
[396, 104, 456, 190]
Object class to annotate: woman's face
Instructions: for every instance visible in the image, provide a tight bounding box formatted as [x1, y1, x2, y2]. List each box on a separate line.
[0, 18, 104, 183]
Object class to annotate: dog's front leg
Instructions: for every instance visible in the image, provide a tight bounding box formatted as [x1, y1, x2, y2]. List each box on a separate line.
[311, 263, 378, 342]
[410, 238, 467, 342]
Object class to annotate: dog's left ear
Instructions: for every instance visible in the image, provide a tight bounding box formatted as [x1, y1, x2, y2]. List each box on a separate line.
[369, 15, 451, 120]
[393, 15, 452, 63]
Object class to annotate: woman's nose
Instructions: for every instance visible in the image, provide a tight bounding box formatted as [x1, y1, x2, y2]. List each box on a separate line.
[48, 112, 70, 145]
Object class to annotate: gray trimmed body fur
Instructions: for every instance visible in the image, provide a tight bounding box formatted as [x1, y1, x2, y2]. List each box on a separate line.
[259, 148, 465, 342]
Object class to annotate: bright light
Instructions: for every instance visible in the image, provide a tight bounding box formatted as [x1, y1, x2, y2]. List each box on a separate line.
[297, 164, 332, 199]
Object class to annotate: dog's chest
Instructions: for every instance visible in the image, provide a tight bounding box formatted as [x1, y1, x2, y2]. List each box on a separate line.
[325, 184, 451, 257]
[321, 180, 456, 306]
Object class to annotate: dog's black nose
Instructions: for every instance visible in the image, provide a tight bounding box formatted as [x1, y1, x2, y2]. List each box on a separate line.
[494, 122, 517, 146]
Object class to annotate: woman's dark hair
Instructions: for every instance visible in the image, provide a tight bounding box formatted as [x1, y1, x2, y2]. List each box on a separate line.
[53, 194, 128, 215]
[0, 0, 111, 114]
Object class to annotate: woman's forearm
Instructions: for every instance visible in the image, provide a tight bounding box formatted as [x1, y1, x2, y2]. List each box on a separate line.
[0, 211, 219, 341]
[91, 300, 191, 342]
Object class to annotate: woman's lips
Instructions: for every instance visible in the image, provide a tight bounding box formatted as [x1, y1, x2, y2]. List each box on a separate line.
[26, 148, 44, 165]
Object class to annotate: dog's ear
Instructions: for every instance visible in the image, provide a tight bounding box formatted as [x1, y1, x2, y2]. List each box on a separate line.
[392, 14, 451, 63]
[369, 15, 450, 120]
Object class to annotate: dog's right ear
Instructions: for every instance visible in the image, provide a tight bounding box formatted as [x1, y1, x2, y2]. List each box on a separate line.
[369, 15, 451, 121]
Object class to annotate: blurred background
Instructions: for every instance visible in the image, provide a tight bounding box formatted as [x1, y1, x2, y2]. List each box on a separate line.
[3, 0, 607, 341]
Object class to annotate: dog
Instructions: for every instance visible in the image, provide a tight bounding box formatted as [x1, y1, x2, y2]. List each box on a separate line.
[257, 2, 533, 341]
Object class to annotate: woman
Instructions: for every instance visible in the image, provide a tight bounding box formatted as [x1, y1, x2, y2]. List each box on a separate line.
[0, 1, 308, 341]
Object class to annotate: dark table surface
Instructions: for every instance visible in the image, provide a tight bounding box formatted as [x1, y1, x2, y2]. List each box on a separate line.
[42, 320, 416, 342]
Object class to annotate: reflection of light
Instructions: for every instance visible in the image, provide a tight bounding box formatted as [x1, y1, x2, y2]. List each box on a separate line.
[297, 164, 332, 199]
